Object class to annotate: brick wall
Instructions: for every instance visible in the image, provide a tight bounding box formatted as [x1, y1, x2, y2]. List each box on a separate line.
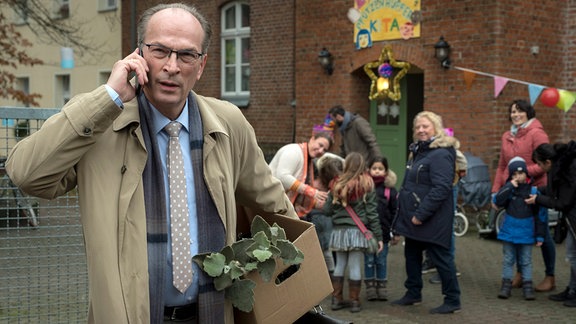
[123, 0, 576, 178]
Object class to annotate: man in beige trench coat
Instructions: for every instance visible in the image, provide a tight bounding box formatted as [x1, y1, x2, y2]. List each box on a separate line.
[6, 3, 296, 324]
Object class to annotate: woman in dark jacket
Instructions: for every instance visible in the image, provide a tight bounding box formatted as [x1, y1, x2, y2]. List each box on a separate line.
[527, 141, 576, 307]
[391, 111, 461, 314]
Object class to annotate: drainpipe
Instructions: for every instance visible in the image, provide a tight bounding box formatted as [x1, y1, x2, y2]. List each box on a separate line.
[130, 0, 137, 50]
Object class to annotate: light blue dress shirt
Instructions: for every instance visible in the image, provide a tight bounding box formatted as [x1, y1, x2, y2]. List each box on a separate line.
[105, 85, 199, 305]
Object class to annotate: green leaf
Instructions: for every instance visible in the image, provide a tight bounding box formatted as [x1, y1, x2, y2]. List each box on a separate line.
[258, 258, 277, 282]
[251, 215, 272, 239]
[275, 239, 304, 265]
[202, 253, 226, 277]
[268, 245, 282, 258]
[244, 261, 259, 272]
[192, 253, 209, 268]
[214, 273, 233, 291]
[230, 238, 255, 265]
[226, 279, 257, 312]
[221, 245, 235, 263]
[269, 223, 287, 244]
[252, 231, 270, 249]
[228, 261, 246, 280]
[252, 249, 273, 262]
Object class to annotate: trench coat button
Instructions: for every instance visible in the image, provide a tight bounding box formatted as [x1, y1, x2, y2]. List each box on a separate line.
[83, 127, 92, 135]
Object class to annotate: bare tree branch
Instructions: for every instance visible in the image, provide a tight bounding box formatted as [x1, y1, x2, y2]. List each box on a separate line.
[5, 0, 92, 55]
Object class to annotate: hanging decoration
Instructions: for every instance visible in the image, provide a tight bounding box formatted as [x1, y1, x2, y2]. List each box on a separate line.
[540, 88, 560, 107]
[528, 84, 545, 105]
[364, 46, 410, 101]
[556, 90, 576, 112]
[494, 76, 509, 98]
[451, 65, 576, 113]
[463, 71, 476, 90]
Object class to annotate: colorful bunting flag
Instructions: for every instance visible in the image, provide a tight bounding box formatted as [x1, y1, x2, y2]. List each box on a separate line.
[452, 65, 576, 111]
[494, 77, 509, 98]
[556, 90, 576, 113]
[528, 84, 545, 106]
[463, 71, 476, 90]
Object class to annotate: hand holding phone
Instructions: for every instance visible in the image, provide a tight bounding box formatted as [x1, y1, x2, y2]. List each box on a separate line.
[106, 48, 148, 103]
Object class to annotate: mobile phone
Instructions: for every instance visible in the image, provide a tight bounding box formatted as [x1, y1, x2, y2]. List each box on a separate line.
[134, 48, 143, 95]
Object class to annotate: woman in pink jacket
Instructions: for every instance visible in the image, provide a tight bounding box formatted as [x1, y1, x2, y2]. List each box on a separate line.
[491, 99, 554, 292]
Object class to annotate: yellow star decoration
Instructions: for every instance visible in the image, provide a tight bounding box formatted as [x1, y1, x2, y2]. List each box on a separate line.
[363, 46, 411, 101]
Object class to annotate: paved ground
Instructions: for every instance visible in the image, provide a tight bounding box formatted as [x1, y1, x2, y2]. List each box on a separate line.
[317, 227, 575, 324]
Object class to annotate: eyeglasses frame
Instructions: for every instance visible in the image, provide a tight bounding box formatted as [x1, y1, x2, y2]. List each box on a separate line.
[143, 43, 205, 64]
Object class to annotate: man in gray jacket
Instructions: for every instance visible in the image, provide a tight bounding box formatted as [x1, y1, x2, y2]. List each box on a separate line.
[329, 105, 382, 162]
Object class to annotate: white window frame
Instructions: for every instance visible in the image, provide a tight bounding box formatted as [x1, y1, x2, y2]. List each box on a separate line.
[98, 0, 117, 12]
[220, 2, 250, 107]
[15, 77, 30, 107]
[52, 0, 70, 20]
[54, 74, 71, 107]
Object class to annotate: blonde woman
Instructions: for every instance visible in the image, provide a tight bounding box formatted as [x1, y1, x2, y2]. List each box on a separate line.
[391, 111, 461, 314]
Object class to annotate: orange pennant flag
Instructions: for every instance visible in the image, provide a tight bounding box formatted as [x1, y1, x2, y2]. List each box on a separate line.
[463, 71, 476, 90]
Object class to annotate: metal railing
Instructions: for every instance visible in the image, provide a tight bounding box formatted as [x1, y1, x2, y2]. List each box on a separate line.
[0, 107, 87, 323]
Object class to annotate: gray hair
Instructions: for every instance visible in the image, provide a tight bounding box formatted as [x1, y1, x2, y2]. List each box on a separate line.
[137, 3, 212, 54]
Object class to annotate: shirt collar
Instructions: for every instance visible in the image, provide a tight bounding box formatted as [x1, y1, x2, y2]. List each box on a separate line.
[149, 99, 190, 135]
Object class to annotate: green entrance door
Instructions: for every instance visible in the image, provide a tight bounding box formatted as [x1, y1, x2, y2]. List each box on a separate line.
[369, 73, 423, 188]
[370, 98, 407, 188]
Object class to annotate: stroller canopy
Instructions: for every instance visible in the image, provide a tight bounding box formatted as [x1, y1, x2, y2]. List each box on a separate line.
[458, 152, 491, 209]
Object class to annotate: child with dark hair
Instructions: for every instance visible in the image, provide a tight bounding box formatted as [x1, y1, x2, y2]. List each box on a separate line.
[364, 156, 398, 301]
[495, 157, 547, 300]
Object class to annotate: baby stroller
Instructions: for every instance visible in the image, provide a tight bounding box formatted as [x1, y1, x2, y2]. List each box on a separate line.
[457, 153, 492, 236]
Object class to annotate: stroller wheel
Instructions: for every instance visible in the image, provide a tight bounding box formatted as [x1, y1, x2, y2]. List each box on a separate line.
[454, 212, 469, 237]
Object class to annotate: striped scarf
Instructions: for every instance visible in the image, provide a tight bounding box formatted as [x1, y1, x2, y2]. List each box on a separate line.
[138, 92, 226, 323]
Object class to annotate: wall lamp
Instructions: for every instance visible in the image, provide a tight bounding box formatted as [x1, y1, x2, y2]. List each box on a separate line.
[434, 36, 451, 69]
[318, 48, 334, 75]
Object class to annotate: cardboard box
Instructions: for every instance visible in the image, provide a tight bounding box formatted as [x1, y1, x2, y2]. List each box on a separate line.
[234, 213, 333, 324]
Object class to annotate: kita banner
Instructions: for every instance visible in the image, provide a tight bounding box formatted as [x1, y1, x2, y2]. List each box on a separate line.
[352, 0, 422, 49]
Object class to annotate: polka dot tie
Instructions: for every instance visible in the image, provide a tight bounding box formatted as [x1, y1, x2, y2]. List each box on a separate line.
[164, 121, 193, 293]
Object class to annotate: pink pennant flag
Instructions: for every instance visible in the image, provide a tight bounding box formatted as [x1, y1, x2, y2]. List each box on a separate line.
[494, 76, 509, 98]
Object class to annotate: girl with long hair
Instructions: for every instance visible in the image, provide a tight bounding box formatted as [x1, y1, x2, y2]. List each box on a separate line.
[323, 152, 383, 313]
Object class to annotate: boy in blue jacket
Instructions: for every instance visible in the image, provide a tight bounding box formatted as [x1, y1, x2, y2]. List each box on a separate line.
[494, 157, 547, 300]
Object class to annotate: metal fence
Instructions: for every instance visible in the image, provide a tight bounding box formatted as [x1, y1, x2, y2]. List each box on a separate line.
[0, 107, 87, 323]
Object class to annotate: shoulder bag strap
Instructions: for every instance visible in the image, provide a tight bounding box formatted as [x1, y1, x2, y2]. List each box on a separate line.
[345, 205, 373, 240]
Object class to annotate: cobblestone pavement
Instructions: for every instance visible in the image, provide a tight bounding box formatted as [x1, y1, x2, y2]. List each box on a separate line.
[317, 228, 575, 324]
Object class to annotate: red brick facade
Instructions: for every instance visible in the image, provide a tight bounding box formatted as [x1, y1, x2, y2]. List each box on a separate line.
[122, 0, 576, 177]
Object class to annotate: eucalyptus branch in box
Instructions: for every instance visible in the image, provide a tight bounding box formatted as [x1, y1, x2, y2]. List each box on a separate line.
[192, 215, 304, 312]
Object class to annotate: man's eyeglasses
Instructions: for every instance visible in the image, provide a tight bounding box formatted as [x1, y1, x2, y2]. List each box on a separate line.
[144, 43, 204, 64]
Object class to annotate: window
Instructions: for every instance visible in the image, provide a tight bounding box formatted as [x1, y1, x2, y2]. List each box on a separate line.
[15, 77, 30, 107]
[55, 74, 70, 107]
[221, 2, 250, 107]
[98, 0, 117, 12]
[52, 0, 70, 19]
[98, 71, 111, 85]
[13, 0, 28, 25]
